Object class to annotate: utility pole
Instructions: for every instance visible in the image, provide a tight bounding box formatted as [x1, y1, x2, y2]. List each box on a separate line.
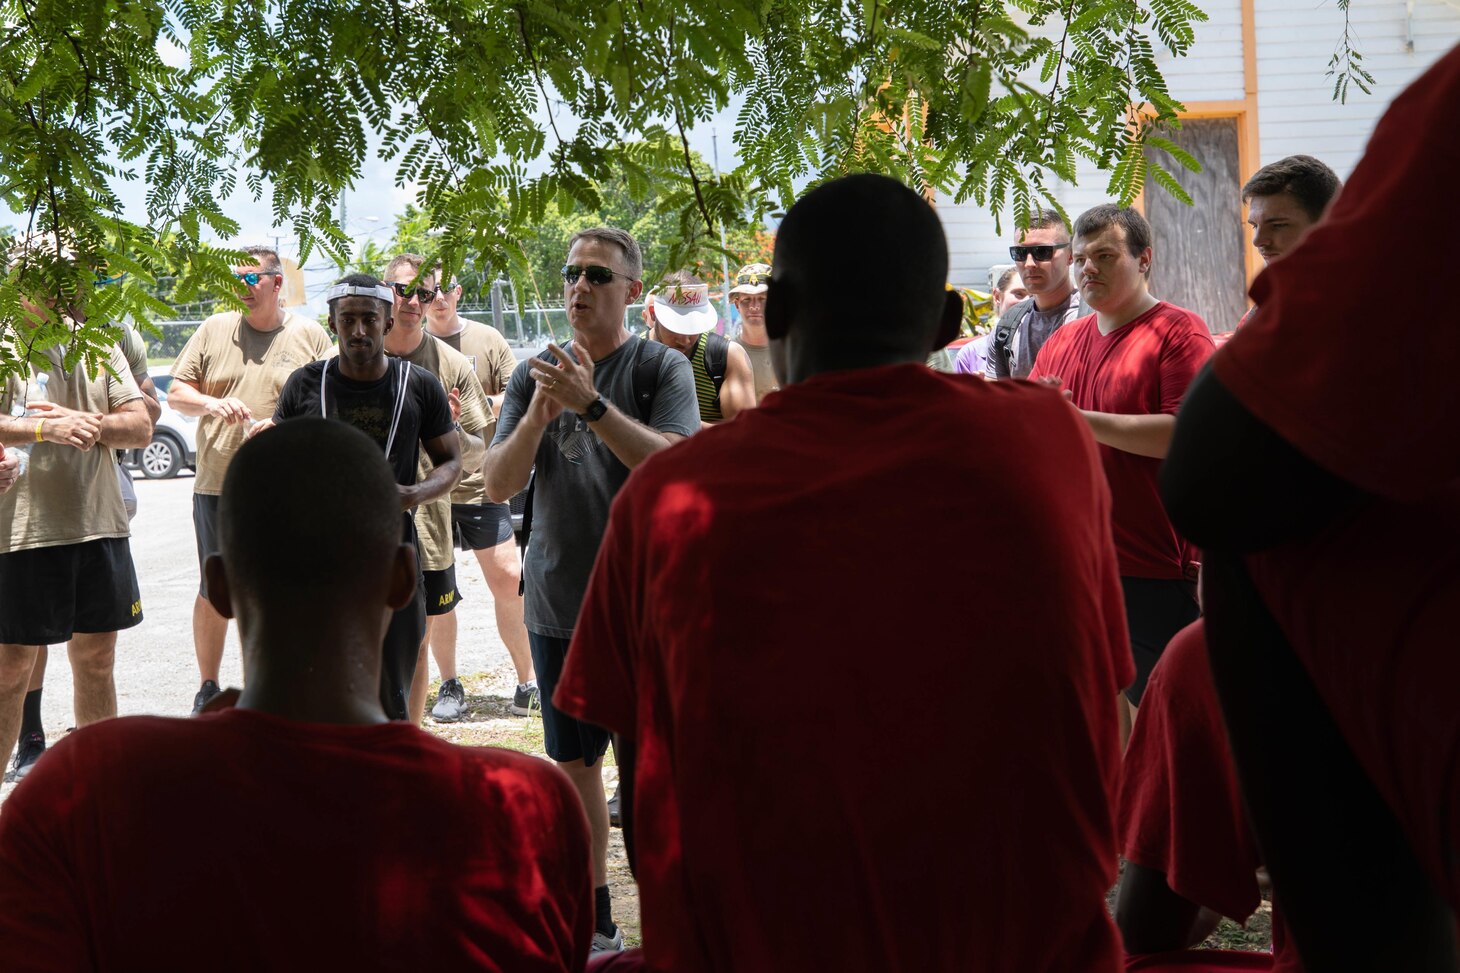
[711, 129, 732, 335]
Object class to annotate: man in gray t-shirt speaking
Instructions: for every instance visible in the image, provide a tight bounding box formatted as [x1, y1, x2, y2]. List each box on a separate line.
[985, 208, 1084, 380]
[485, 225, 697, 953]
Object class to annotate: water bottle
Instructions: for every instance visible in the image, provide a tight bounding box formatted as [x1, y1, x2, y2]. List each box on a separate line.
[8, 372, 49, 477]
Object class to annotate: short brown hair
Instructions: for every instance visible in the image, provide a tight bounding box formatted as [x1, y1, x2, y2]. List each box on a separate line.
[567, 227, 642, 281]
[1073, 205, 1152, 257]
[1241, 155, 1341, 223]
[384, 253, 429, 283]
[1023, 208, 1070, 240]
[994, 266, 1020, 292]
[240, 246, 282, 275]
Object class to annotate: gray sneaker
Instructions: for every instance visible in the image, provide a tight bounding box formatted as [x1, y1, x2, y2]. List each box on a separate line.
[510, 681, 540, 717]
[431, 678, 466, 722]
[191, 680, 222, 716]
[590, 927, 624, 953]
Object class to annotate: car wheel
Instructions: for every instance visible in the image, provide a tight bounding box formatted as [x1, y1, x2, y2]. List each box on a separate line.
[139, 434, 183, 479]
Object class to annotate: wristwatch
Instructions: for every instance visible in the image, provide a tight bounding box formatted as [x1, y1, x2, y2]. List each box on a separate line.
[579, 396, 609, 422]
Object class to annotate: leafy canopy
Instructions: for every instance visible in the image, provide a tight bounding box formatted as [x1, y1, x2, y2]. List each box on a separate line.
[1, 0, 1212, 380]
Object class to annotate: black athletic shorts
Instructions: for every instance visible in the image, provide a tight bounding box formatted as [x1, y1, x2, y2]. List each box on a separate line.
[423, 566, 461, 617]
[452, 502, 514, 551]
[192, 493, 221, 598]
[0, 538, 143, 644]
[529, 631, 610, 766]
[1121, 576, 1201, 707]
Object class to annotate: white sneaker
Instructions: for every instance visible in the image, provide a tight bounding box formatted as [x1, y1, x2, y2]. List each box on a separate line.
[590, 927, 624, 952]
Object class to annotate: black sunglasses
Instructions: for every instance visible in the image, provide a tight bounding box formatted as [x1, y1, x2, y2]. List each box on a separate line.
[1009, 243, 1070, 263]
[235, 271, 281, 286]
[562, 264, 634, 286]
[390, 281, 438, 302]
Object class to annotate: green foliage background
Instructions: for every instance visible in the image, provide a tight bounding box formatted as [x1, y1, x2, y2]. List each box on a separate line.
[0, 0, 1223, 380]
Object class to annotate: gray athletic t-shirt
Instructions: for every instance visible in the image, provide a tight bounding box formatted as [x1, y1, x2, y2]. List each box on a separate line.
[493, 335, 699, 637]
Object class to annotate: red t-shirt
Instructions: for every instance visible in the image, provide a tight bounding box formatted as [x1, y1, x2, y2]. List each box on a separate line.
[1210, 43, 1460, 908]
[0, 707, 593, 972]
[1214, 44, 1460, 503]
[1028, 303, 1214, 579]
[1120, 622, 1300, 973]
[557, 363, 1133, 973]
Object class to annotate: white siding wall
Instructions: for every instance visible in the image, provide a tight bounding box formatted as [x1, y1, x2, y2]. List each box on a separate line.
[939, 0, 1460, 286]
[1255, 0, 1460, 175]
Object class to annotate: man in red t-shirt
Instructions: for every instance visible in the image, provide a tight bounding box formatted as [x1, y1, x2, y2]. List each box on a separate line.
[557, 173, 1133, 972]
[1116, 621, 1300, 973]
[0, 419, 593, 973]
[1028, 205, 1214, 717]
[1161, 42, 1460, 972]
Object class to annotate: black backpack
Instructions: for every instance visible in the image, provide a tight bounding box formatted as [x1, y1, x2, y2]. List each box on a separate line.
[516, 337, 668, 576]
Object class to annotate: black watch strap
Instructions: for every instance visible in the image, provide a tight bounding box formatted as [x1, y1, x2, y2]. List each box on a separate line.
[579, 396, 609, 422]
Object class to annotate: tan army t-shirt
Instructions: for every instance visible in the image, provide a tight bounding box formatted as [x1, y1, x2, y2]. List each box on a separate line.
[392, 333, 490, 572]
[0, 344, 142, 553]
[435, 319, 516, 504]
[736, 338, 780, 404]
[171, 311, 332, 495]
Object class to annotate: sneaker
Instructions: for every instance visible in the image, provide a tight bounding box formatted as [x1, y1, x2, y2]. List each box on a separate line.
[5, 731, 46, 783]
[590, 927, 624, 953]
[607, 786, 622, 829]
[191, 680, 222, 716]
[431, 678, 466, 723]
[509, 681, 540, 717]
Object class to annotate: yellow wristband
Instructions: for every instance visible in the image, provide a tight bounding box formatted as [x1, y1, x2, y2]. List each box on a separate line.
[34, 418, 44, 443]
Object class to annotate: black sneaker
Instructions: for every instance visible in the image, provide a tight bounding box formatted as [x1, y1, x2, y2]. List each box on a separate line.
[430, 678, 466, 723]
[191, 680, 222, 716]
[4, 731, 45, 783]
[509, 681, 540, 717]
[607, 785, 622, 829]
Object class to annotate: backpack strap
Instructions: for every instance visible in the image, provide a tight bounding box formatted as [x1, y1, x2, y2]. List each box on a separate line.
[704, 332, 728, 391]
[630, 336, 667, 424]
[989, 298, 1033, 377]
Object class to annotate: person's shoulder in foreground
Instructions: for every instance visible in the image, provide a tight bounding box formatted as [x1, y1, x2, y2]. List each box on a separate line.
[0, 418, 592, 973]
[559, 173, 1130, 973]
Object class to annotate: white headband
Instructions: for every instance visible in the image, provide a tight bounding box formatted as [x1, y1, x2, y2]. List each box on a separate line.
[326, 283, 394, 304]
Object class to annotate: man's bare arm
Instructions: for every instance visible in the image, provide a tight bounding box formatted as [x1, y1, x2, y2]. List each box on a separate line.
[1080, 410, 1177, 459]
[717, 342, 756, 422]
[98, 399, 153, 449]
[138, 377, 162, 426]
[167, 378, 253, 424]
[484, 403, 546, 503]
[405, 432, 462, 510]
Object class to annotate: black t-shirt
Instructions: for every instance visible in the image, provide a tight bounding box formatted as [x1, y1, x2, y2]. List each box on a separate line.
[274, 359, 454, 488]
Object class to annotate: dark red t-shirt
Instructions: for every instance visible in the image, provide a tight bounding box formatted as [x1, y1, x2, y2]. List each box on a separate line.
[1214, 45, 1460, 503]
[557, 363, 1133, 973]
[0, 707, 593, 972]
[1121, 621, 1301, 973]
[1211, 43, 1460, 908]
[1029, 303, 1214, 579]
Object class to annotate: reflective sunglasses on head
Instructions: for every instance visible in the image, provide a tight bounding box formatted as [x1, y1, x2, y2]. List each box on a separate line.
[736, 269, 770, 287]
[562, 264, 634, 286]
[390, 281, 438, 303]
[1009, 243, 1070, 263]
[235, 271, 281, 286]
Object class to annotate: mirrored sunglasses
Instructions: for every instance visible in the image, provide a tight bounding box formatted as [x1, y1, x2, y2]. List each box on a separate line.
[390, 281, 438, 303]
[235, 271, 281, 286]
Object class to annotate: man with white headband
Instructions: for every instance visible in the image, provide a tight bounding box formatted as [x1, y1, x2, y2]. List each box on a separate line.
[255, 273, 462, 720]
[169, 245, 332, 714]
[644, 270, 755, 426]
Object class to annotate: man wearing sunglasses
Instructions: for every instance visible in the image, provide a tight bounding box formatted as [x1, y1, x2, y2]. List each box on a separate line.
[729, 262, 780, 403]
[422, 271, 541, 722]
[381, 255, 492, 726]
[169, 246, 333, 715]
[485, 226, 698, 953]
[986, 210, 1084, 380]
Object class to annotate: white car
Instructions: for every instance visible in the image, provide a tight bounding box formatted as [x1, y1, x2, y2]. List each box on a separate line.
[123, 367, 198, 479]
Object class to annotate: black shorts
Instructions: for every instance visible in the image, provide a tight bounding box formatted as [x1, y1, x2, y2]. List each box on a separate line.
[193, 493, 221, 598]
[0, 538, 143, 645]
[529, 631, 610, 766]
[452, 502, 514, 551]
[423, 566, 461, 617]
[1122, 576, 1201, 707]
